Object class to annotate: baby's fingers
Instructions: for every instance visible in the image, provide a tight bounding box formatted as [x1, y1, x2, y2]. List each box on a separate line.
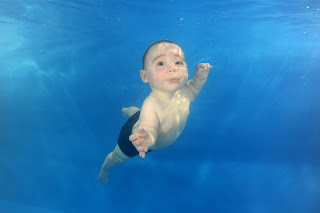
[136, 145, 148, 158]
[132, 138, 144, 147]
[129, 131, 146, 142]
[129, 133, 139, 142]
[139, 152, 146, 158]
[136, 145, 148, 153]
[197, 63, 204, 69]
[135, 127, 148, 139]
[203, 63, 212, 69]
[197, 63, 212, 70]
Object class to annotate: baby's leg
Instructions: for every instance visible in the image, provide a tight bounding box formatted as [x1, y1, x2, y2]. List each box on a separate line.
[122, 106, 140, 117]
[97, 145, 130, 183]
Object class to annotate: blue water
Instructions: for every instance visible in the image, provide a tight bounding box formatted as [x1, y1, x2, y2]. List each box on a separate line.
[1, 0, 320, 212]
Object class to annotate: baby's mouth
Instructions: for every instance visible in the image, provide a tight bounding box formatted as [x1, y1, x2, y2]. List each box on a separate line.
[168, 77, 179, 83]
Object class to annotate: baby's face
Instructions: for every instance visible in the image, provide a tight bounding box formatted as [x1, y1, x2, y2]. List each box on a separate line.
[142, 43, 188, 93]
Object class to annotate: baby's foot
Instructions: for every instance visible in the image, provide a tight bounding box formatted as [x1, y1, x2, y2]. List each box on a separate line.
[97, 170, 109, 184]
[122, 106, 140, 117]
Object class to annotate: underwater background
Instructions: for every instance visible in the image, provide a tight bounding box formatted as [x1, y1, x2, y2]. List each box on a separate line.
[0, 0, 319, 212]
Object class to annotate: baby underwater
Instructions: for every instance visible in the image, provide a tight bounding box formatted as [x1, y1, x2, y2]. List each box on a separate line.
[98, 41, 212, 183]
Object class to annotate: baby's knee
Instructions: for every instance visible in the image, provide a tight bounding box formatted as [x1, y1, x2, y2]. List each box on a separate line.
[114, 145, 131, 161]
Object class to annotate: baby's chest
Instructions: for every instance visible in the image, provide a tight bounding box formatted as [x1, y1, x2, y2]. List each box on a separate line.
[158, 105, 190, 133]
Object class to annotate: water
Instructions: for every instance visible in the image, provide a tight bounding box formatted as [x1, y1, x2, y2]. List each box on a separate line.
[0, 0, 319, 212]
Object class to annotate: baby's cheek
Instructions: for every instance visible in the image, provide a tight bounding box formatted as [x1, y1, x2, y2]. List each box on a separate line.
[181, 71, 188, 82]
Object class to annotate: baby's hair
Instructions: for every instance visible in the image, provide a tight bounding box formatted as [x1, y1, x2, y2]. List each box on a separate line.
[143, 40, 179, 70]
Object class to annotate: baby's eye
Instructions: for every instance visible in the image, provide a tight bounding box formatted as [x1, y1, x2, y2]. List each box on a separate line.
[176, 61, 184, 65]
[157, 61, 165, 66]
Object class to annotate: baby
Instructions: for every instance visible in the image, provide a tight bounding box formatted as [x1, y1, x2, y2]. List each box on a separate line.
[97, 40, 212, 183]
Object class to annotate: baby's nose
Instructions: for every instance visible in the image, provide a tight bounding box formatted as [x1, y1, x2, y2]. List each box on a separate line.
[168, 65, 177, 72]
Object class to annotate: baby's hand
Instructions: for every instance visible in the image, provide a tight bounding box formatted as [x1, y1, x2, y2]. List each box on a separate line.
[195, 63, 213, 80]
[129, 126, 154, 158]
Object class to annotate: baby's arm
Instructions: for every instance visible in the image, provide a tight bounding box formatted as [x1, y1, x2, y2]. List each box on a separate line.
[129, 98, 159, 158]
[186, 63, 213, 101]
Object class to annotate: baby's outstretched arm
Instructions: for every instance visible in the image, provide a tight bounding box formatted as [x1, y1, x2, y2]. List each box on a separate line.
[129, 98, 159, 158]
[186, 63, 213, 101]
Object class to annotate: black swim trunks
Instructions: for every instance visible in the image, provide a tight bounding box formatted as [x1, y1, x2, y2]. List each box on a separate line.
[117, 111, 152, 157]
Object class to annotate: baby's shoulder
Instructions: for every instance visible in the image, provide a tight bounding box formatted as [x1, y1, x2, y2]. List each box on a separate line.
[144, 94, 157, 104]
[141, 94, 160, 111]
[179, 86, 193, 100]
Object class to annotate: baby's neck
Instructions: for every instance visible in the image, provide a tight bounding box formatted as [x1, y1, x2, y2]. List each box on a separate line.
[151, 90, 175, 100]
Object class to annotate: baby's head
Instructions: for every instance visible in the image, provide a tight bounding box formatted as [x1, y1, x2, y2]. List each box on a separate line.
[142, 41, 183, 70]
[140, 41, 188, 94]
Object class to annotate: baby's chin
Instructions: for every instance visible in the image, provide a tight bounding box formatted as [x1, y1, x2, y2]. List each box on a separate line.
[151, 80, 186, 92]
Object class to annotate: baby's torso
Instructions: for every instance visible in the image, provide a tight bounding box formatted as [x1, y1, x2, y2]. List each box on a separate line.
[155, 90, 190, 149]
[133, 87, 191, 150]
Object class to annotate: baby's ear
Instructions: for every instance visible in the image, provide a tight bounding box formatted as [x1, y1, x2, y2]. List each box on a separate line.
[140, 70, 148, 83]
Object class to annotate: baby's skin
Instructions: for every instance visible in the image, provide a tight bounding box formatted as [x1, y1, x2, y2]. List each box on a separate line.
[130, 43, 212, 158]
[97, 42, 212, 183]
